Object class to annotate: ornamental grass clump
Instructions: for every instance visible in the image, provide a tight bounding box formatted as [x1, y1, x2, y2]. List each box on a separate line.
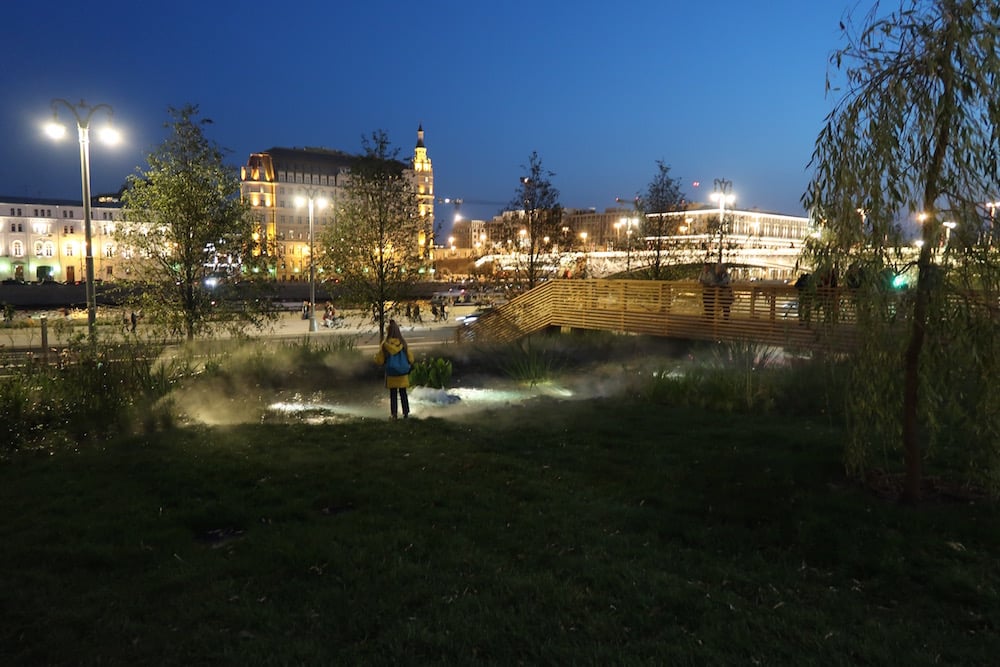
[410, 357, 453, 389]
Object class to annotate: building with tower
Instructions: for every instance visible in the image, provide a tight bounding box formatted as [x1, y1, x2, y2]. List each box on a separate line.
[240, 126, 434, 282]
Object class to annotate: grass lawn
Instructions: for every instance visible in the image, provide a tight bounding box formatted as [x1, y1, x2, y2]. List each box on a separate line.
[1, 396, 997, 665]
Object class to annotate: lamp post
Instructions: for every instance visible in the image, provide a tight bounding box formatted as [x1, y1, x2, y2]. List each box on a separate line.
[709, 178, 735, 264]
[45, 99, 119, 342]
[295, 188, 327, 332]
[619, 216, 637, 272]
[986, 201, 1000, 245]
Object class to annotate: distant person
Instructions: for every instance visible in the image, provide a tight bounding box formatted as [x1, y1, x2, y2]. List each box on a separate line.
[374, 319, 414, 419]
[130, 311, 137, 333]
[716, 263, 733, 319]
[794, 272, 814, 323]
[699, 262, 717, 319]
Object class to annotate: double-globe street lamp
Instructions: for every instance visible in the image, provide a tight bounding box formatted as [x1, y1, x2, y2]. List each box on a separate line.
[617, 216, 638, 272]
[294, 188, 328, 332]
[709, 178, 735, 264]
[45, 99, 120, 342]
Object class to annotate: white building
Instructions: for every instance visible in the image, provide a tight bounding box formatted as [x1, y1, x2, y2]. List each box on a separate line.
[0, 195, 122, 283]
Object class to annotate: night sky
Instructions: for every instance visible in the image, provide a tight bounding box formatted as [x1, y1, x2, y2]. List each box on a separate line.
[3, 0, 864, 227]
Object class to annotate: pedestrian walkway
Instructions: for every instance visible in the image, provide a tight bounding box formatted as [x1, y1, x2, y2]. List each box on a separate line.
[0, 307, 464, 353]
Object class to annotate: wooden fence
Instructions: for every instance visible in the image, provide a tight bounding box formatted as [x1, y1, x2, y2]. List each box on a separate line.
[461, 279, 860, 351]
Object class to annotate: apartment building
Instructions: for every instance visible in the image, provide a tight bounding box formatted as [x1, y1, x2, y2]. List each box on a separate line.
[240, 126, 434, 282]
[0, 195, 122, 283]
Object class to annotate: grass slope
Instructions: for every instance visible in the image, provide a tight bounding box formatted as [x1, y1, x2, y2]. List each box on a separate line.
[1, 397, 997, 665]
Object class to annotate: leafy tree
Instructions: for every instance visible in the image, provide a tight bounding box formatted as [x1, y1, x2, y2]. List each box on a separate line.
[506, 152, 562, 289]
[319, 130, 423, 338]
[641, 160, 687, 280]
[805, 1, 1000, 501]
[117, 105, 274, 341]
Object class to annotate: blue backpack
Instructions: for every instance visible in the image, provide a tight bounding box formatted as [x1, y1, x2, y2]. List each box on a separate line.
[385, 348, 411, 376]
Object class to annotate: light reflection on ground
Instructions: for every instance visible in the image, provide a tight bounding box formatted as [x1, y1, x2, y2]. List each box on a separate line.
[264, 383, 576, 423]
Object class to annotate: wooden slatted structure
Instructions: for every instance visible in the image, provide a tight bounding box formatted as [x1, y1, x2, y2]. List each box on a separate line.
[460, 279, 859, 351]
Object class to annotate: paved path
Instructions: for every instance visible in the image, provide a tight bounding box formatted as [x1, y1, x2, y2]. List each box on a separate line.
[0, 307, 468, 354]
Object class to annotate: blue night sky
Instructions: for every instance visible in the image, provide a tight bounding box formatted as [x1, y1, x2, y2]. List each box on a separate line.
[2, 0, 862, 226]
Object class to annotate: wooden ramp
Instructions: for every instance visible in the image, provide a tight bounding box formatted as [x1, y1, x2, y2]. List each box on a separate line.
[461, 279, 858, 351]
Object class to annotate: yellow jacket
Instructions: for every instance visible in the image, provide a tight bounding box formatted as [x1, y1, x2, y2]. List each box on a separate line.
[374, 337, 414, 389]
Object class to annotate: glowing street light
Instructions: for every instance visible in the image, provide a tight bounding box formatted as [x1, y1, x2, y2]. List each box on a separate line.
[45, 99, 119, 342]
[709, 178, 735, 264]
[295, 188, 328, 332]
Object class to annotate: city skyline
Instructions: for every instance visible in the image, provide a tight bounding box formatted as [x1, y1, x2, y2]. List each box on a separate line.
[4, 1, 865, 225]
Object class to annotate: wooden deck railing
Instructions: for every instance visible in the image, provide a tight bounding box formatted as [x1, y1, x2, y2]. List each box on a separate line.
[461, 279, 859, 351]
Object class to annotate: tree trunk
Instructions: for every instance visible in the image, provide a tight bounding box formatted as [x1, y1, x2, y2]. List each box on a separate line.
[900, 245, 932, 503]
[900, 26, 956, 503]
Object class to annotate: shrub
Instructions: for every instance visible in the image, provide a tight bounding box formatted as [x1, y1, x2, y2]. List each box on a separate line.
[410, 357, 453, 389]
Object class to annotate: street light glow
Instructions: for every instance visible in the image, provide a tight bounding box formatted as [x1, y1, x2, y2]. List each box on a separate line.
[44, 121, 67, 140]
[98, 126, 121, 145]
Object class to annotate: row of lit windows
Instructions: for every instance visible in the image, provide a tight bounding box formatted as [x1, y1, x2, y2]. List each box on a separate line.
[0, 241, 117, 258]
[6, 223, 78, 234]
[274, 215, 335, 226]
[275, 172, 346, 186]
[5, 208, 115, 220]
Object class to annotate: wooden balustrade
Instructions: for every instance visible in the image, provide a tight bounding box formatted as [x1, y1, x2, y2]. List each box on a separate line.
[461, 279, 860, 351]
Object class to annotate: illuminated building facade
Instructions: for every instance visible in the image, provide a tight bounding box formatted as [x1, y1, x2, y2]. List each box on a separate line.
[0, 195, 122, 283]
[240, 126, 434, 282]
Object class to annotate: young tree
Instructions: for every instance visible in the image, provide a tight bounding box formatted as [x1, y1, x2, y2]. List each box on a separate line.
[117, 105, 274, 341]
[506, 152, 562, 289]
[806, 1, 1000, 502]
[642, 160, 687, 280]
[319, 130, 423, 339]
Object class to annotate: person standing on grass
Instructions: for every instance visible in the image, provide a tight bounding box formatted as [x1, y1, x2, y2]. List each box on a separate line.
[374, 318, 414, 419]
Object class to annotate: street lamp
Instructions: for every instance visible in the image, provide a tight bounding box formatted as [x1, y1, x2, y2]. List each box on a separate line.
[619, 216, 637, 272]
[709, 178, 735, 264]
[942, 220, 956, 250]
[985, 201, 1000, 245]
[294, 188, 328, 332]
[45, 99, 119, 341]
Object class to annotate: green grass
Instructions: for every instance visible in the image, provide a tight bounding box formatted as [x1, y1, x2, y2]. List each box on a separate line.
[1, 397, 997, 665]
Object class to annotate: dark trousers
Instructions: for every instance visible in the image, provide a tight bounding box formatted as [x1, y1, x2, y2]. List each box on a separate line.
[390, 388, 409, 418]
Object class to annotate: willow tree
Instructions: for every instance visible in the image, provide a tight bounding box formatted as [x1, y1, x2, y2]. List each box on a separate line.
[118, 105, 274, 341]
[806, 1, 1000, 501]
[320, 131, 423, 339]
[506, 152, 562, 288]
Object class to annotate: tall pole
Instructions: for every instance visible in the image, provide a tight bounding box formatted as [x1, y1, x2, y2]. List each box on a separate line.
[307, 196, 317, 332]
[712, 178, 734, 265]
[626, 217, 634, 273]
[47, 100, 116, 344]
[78, 123, 96, 339]
[296, 188, 326, 332]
